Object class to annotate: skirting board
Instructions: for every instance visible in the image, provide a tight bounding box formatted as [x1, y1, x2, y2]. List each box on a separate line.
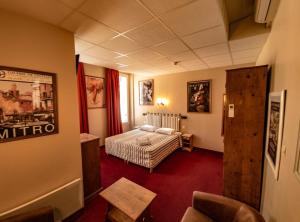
[0, 178, 83, 222]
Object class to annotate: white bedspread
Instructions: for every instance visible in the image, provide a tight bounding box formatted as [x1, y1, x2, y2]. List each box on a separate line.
[105, 129, 181, 170]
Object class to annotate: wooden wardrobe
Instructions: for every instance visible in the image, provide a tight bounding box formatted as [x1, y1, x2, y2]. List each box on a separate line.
[223, 65, 269, 210]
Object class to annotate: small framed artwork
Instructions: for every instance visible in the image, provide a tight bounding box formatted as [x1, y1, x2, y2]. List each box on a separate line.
[265, 90, 286, 180]
[139, 79, 154, 105]
[187, 80, 211, 113]
[0, 66, 58, 143]
[85, 75, 105, 108]
[294, 120, 300, 182]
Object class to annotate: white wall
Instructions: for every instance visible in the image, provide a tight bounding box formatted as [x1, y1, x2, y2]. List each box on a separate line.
[134, 64, 252, 152]
[83, 63, 107, 146]
[0, 10, 82, 213]
[257, 0, 300, 221]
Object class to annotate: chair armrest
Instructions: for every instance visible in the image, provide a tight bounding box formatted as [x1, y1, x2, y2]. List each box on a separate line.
[192, 191, 243, 222]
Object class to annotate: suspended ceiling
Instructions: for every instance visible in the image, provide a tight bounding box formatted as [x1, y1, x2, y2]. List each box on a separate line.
[0, 0, 270, 76]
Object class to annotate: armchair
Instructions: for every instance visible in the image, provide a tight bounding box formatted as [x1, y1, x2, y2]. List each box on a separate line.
[181, 191, 265, 222]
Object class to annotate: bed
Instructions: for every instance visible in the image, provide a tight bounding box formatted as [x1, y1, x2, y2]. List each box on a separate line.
[105, 113, 182, 172]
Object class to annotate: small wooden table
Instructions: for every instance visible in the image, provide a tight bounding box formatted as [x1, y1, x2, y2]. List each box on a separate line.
[181, 133, 193, 152]
[100, 177, 157, 222]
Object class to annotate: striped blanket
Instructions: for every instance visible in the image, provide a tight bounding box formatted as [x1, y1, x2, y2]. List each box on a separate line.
[105, 129, 181, 171]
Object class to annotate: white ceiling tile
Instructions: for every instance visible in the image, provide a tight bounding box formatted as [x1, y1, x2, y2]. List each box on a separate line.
[127, 49, 164, 62]
[160, 0, 223, 36]
[202, 53, 232, 64]
[231, 48, 261, 60]
[79, 54, 109, 66]
[183, 26, 227, 49]
[146, 57, 174, 67]
[61, 12, 118, 44]
[233, 56, 257, 65]
[152, 39, 188, 56]
[194, 43, 229, 58]
[141, 0, 194, 15]
[125, 19, 175, 47]
[162, 66, 185, 74]
[114, 56, 136, 65]
[168, 51, 198, 62]
[84, 45, 121, 60]
[207, 61, 232, 68]
[74, 37, 94, 54]
[179, 59, 206, 68]
[99, 35, 142, 54]
[229, 33, 269, 52]
[0, 0, 72, 25]
[79, 0, 152, 32]
[60, 0, 85, 9]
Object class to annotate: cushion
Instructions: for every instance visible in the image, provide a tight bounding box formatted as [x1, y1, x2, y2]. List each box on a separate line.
[181, 207, 214, 222]
[155, 127, 175, 135]
[140, 124, 156, 132]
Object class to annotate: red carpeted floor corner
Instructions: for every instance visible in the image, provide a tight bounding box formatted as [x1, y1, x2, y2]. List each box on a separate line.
[70, 147, 223, 222]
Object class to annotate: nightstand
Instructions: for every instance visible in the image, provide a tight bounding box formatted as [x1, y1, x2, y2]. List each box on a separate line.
[181, 133, 193, 152]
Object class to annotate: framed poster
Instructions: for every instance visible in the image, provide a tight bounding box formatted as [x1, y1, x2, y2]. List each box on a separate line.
[85, 75, 105, 108]
[187, 80, 211, 113]
[265, 90, 286, 180]
[0, 66, 58, 143]
[139, 79, 154, 105]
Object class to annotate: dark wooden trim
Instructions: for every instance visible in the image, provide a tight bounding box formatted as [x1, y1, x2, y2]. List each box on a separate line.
[84, 187, 103, 203]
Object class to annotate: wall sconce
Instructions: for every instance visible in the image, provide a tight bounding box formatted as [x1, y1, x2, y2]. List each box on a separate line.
[156, 98, 169, 106]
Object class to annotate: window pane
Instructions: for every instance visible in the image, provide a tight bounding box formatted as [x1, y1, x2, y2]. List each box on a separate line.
[119, 75, 128, 123]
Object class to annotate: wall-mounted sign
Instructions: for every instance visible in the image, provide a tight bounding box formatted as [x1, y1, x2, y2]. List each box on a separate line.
[0, 66, 58, 143]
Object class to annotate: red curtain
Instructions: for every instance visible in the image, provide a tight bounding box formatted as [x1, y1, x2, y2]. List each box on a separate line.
[106, 68, 123, 136]
[77, 62, 89, 133]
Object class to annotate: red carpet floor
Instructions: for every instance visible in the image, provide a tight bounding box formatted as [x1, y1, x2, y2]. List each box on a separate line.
[72, 147, 223, 222]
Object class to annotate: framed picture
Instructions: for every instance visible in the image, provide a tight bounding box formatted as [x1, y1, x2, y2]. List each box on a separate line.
[85, 75, 105, 108]
[187, 80, 211, 113]
[0, 66, 58, 143]
[294, 120, 300, 182]
[265, 90, 286, 180]
[139, 79, 154, 105]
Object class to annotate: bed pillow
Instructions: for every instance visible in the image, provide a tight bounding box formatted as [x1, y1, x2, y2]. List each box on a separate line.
[136, 137, 151, 146]
[155, 128, 175, 135]
[140, 124, 156, 132]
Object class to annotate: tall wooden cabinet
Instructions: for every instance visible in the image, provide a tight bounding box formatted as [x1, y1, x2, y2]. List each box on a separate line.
[224, 65, 269, 210]
[80, 133, 102, 202]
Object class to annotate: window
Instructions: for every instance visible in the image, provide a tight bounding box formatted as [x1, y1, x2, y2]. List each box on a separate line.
[119, 75, 128, 123]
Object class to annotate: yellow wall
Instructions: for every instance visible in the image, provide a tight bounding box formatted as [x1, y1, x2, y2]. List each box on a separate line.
[134, 64, 252, 152]
[83, 63, 107, 146]
[257, 0, 300, 221]
[0, 10, 82, 213]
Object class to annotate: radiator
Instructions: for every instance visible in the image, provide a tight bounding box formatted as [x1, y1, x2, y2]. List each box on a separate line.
[0, 178, 83, 221]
